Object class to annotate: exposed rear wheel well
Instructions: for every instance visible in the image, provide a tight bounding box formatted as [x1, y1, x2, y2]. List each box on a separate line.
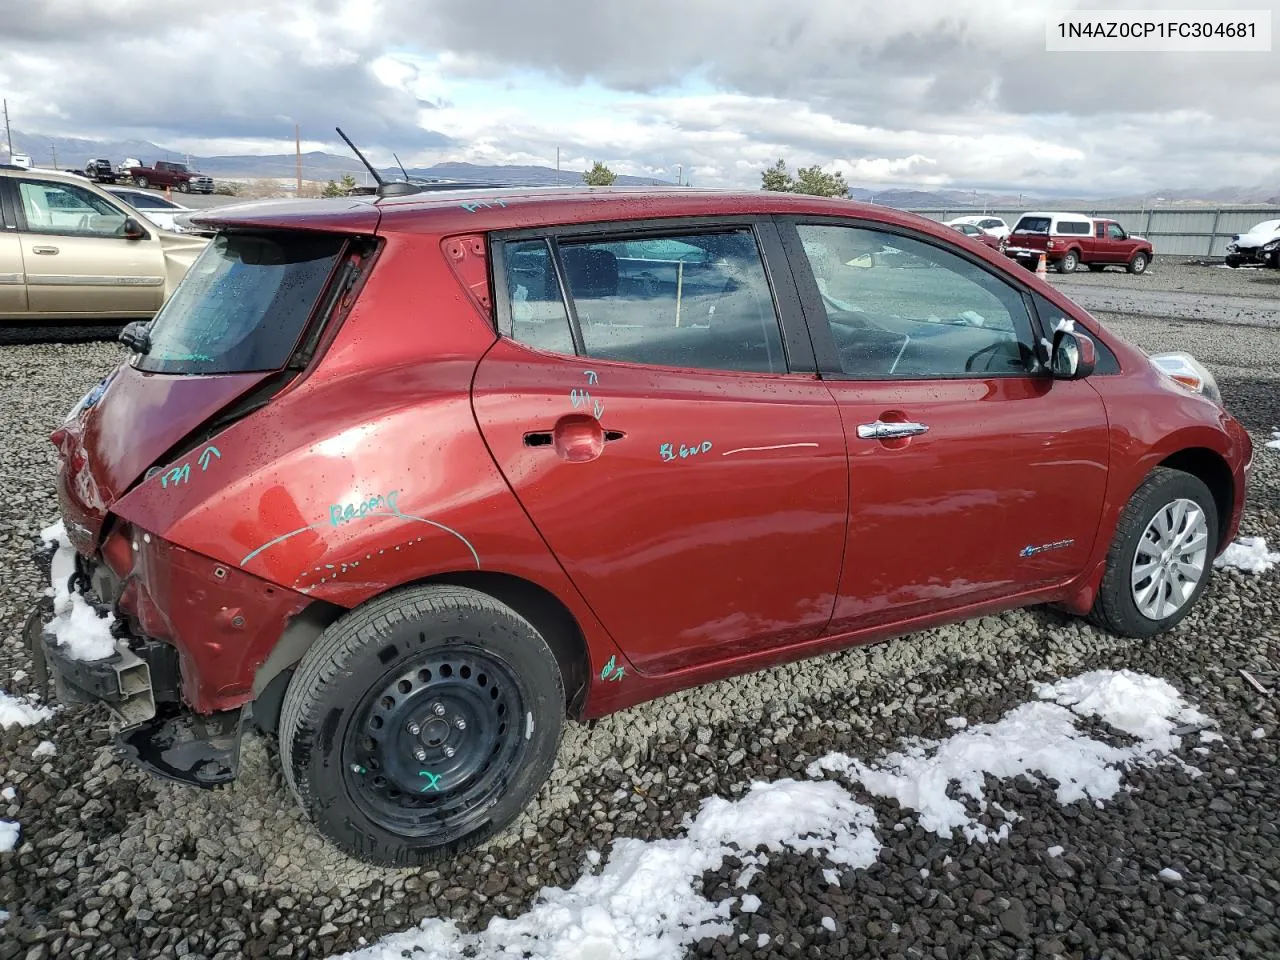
[425, 572, 590, 718]
[252, 573, 592, 736]
[1157, 448, 1234, 549]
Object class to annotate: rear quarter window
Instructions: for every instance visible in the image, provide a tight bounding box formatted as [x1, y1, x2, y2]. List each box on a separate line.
[1055, 220, 1091, 235]
[137, 232, 346, 375]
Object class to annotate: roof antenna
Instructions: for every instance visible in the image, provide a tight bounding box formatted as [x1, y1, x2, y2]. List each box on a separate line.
[335, 126, 423, 198]
[393, 152, 410, 180]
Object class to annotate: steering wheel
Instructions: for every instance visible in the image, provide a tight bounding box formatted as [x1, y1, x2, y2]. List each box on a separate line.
[965, 341, 1017, 373]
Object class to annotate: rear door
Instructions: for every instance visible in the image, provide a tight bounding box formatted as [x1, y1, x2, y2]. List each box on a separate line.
[472, 220, 849, 674]
[0, 181, 28, 314]
[780, 217, 1110, 633]
[12, 176, 166, 317]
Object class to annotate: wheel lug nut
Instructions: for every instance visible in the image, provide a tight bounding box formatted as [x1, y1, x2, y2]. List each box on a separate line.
[407, 722, 421, 736]
[454, 717, 466, 730]
[432, 703, 446, 717]
[443, 746, 456, 758]
[414, 747, 427, 762]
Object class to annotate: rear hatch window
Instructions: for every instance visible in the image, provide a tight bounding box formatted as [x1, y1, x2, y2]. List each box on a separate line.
[137, 232, 345, 375]
[1013, 217, 1050, 234]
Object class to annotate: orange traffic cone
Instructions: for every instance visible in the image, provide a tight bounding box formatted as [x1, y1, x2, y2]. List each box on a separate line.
[164, 185, 172, 201]
[1035, 252, 1047, 278]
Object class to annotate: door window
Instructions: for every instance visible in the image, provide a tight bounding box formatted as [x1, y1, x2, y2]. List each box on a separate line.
[502, 239, 576, 355]
[17, 180, 130, 237]
[1107, 223, 1126, 240]
[796, 223, 1040, 379]
[558, 229, 787, 373]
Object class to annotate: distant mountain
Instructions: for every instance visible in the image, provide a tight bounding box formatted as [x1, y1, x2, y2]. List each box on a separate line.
[2, 129, 674, 187]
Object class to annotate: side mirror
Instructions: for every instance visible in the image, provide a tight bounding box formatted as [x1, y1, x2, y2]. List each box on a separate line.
[1051, 329, 1096, 380]
[118, 320, 152, 353]
[122, 216, 146, 240]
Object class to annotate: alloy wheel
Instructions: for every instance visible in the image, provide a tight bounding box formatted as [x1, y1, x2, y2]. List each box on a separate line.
[1130, 497, 1209, 620]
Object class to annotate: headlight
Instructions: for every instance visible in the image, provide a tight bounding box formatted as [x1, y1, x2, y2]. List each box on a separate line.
[1149, 352, 1222, 406]
[1263, 239, 1280, 252]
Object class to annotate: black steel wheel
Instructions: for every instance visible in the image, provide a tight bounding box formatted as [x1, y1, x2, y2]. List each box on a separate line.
[279, 584, 565, 866]
[343, 644, 529, 841]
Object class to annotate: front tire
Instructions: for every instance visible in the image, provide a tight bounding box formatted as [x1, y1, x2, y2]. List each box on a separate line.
[1089, 467, 1218, 638]
[1225, 254, 1243, 268]
[177, 181, 190, 193]
[279, 584, 565, 866]
[1127, 252, 1149, 274]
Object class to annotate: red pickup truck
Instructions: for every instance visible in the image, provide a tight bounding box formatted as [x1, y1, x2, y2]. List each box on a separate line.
[1004, 212, 1154, 274]
[127, 160, 216, 194]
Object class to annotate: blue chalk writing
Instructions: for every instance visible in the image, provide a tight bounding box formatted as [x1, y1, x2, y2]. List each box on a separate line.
[599, 655, 625, 683]
[418, 771, 443, 792]
[197, 445, 221, 471]
[156, 444, 222, 490]
[593, 398, 605, 419]
[660, 440, 713, 462]
[583, 370, 599, 385]
[330, 490, 401, 526]
[460, 198, 509, 213]
[159, 463, 190, 488]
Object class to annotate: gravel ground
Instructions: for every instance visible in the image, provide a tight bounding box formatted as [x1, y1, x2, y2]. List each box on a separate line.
[2, 258, 1279, 959]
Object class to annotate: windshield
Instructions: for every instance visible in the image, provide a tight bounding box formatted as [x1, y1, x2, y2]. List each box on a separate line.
[1246, 219, 1280, 235]
[137, 232, 345, 375]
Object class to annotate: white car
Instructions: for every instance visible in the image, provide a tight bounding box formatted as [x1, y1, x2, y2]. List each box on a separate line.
[1225, 219, 1280, 269]
[106, 186, 195, 233]
[945, 215, 1010, 240]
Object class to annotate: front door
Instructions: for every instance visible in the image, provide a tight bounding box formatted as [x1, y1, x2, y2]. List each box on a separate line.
[782, 219, 1110, 633]
[472, 224, 849, 674]
[11, 176, 165, 317]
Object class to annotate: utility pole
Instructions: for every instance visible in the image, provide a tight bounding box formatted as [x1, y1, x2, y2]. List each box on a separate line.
[556, 147, 560, 174]
[295, 123, 302, 192]
[51, 142, 58, 168]
[3, 99, 12, 158]
[677, 163, 683, 186]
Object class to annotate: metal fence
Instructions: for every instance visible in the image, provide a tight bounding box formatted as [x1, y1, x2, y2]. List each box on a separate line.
[905, 207, 1280, 258]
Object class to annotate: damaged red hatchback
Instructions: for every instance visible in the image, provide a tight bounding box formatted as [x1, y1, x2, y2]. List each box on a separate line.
[27, 186, 1252, 865]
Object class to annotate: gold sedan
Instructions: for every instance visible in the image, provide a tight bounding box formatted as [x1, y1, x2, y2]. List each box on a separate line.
[0, 165, 208, 321]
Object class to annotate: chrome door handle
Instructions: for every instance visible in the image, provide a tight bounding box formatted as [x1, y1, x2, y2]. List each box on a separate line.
[32, 245, 59, 255]
[857, 420, 929, 440]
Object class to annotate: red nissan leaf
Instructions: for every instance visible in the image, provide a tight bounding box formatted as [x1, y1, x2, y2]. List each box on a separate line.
[27, 186, 1252, 865]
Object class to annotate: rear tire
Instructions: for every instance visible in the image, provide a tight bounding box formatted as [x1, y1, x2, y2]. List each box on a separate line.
[1088, 467, 1218, 638]
[1058, 250, 1079, 273]
[1127, 252, 1149, 274]
[278, 584, 565, 866]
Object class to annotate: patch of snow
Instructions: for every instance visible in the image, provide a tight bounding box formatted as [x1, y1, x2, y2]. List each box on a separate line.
[584, 850, 600, 867]
[1193, 746, 1211, 756]
[1054, 317, 1076, 333]
[757, 934, 770, 948]
[821, 917, 836, 932]
[1266, 430, 1280, 450]
[330, 778, 879, 960]
[1159, 867, 1182, 881]
[919, 868, 929, 878]
[810, 669, 1211, 842]
[40, 528, 116, 662]
[1252, 727, 1266, 740]
[1, 787, 15, 802]
[0, 820, 19, 852]
[10, 670, 26, 683]
[1214, 537, 1280, 575]
[1199, 731, 1223, 743]
[1036, 669, 1213, 749]
[335, 670, 1211, 960]
[944, 717, 968, 729]
[32, 740, 56, 760]
[0, 690, 54, 729]
[735, 864, 760, 889]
